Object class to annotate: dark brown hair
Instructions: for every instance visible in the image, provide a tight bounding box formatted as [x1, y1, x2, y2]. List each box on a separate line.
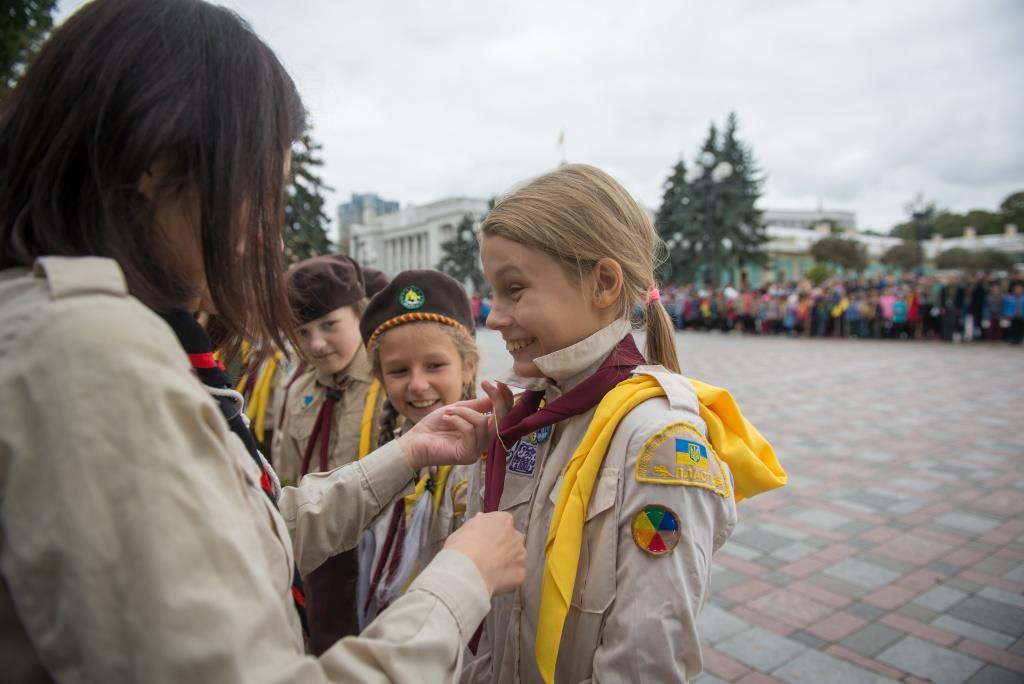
[0, 0, 304, 349]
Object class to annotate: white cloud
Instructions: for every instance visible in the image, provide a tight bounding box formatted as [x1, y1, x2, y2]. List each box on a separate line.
[57, 0, 1024, 232]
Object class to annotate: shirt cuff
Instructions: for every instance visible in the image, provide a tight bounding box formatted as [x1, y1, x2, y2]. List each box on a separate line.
[407, 549, 490, 642]
[358, 439, 418, 507]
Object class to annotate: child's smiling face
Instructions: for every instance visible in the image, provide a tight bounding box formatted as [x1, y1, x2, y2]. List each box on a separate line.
[481, 235, 608, 378]
[377, 323, 475, 425]
[295, 305, 363, 376]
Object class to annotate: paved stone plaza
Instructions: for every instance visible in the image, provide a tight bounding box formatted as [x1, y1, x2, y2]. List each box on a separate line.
[477, 329, 1024, 684]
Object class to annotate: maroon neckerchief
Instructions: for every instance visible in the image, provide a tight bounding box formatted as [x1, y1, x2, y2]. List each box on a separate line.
[469, 334, 646, 653]
[362, 499, 406, 616]
[300, 377, 352, 476]
[483, 334, 645, 512]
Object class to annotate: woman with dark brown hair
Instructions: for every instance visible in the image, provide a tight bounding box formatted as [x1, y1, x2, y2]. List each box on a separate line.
[0, 1, 523, 681]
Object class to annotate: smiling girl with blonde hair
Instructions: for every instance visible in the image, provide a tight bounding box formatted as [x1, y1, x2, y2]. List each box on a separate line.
[465, 163, 786, 683]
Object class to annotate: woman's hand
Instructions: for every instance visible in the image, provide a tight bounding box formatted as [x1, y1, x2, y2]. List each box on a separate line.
[444, 512, 526, 596]
[480, 380, 513, 428]
[398, 396, 494, 470]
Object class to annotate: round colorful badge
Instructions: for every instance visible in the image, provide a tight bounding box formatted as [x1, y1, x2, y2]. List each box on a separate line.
[631, 504, 682, 556]
[399, 285, 425, 310]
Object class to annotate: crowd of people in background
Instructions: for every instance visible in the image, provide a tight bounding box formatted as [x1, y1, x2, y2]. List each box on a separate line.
[469, 272, 1024, 345]
[658, 272, 1024, 344]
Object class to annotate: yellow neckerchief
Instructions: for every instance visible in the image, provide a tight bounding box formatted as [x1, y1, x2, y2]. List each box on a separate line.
[689, 379, 786, 503]
[245, 351, 283, 443]
[535, 374, 786, 684]
[358, 379, 382, 459]
[403, 465, 454, 518]
[233, 342, 283, 443]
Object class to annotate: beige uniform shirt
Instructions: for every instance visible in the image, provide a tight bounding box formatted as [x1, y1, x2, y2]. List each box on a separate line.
[462, 320, 738, 684]
[274, 346, 383, 486]
[361, 453, 475, 625]
[0, 257, 489, 683]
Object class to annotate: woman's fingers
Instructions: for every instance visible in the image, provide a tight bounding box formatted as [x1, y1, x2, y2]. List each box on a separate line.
[482, 380, 514, 429]
[451, 395, 493, 414]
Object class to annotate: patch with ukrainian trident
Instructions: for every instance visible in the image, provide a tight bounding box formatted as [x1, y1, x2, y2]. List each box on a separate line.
[634, 422, 730, 498]
[631, 504, 681, 556]
[399, 285, 425, 310]
[677, 437, 708, 469]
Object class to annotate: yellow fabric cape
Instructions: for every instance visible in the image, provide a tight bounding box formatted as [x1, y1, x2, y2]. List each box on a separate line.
[535, 375, 786, 683]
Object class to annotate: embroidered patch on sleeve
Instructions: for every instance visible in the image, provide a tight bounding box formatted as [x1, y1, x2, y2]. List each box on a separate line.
[631, 504, 682, 556]
[634, 422, 731, 498]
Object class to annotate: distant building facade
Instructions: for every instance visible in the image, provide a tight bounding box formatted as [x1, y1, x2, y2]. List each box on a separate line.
[922, 224, 1023, 263]
[349, 197, 491, 274]
[336, 193, 400, 255]
[754, 223, 1022, 284]
[761, 208, 857, 231]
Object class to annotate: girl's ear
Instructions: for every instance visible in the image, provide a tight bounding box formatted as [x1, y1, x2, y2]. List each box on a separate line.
[592, 258, 624, 310]
[462, 355, 479, 398]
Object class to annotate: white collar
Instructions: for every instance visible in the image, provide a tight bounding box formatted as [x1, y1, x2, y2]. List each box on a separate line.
[495, 319, 634, 395]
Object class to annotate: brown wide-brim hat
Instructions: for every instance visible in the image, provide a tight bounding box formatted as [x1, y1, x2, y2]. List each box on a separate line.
[360, 270, 475, 347]
[363, 267, 390, 299]
[287, 254, 366, 326]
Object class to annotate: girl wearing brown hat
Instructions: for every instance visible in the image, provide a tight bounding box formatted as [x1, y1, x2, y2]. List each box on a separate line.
[272, 254, 390, 651]
[356, 270, 482, 627]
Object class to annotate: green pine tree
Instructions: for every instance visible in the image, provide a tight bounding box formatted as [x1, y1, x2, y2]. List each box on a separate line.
[655, 158, 696, 284]
[657, 125, 718, 285]
[1, 0, 57, 100]
[284, 130, 333, 263]
[657, 114, 766, 286]
[438, 213, 487, 293]
[717, 112, 768, 278]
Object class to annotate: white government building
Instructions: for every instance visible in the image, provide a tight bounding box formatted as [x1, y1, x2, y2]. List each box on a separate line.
[346, 196, 1022, 284]
[348, 197, 491, 274]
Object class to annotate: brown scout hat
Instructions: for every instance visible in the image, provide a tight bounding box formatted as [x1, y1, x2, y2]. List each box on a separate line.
[360, 270, 475, 347]
[362, 267, 390, 299]
[287, 254, 366, 326]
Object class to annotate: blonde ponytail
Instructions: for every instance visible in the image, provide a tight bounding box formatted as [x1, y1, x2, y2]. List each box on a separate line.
[644, 293, 681, 373]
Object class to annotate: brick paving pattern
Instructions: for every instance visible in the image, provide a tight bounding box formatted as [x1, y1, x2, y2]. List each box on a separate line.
[477, 330, 1024, 684]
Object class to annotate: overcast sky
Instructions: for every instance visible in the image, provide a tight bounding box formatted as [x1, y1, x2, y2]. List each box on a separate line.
[57, 0, 1024, 232]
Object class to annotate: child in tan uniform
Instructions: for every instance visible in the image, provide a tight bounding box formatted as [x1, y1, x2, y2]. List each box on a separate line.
[273, 254, 388, 652]
[465, 164, 787, 684]
[355, 270, 481, 627]
[275, 254, 387, 483]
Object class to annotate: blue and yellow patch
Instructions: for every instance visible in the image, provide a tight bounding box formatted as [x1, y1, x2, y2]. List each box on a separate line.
[635, 422, 730, 498]
[676, 438, 708, 470]
[523, 424, 552, 446]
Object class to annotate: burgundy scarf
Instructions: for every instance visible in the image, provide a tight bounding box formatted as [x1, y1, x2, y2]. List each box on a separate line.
[470, 334, 645, 653]
[483, 334, 644, 511]
[300, 377, 352, 476]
